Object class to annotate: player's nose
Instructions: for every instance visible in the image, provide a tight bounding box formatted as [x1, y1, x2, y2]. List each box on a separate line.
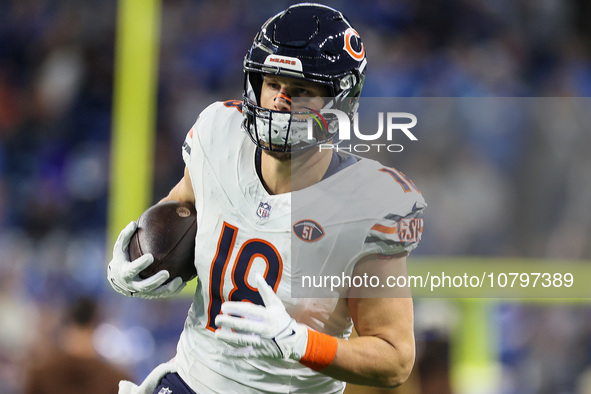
[273, 92, 292, 112]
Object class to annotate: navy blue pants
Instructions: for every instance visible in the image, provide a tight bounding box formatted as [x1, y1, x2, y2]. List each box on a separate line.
[153, 372, 196, 394]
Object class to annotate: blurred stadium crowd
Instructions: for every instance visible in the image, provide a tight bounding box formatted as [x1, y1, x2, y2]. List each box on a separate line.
[1, 0, 591, 393]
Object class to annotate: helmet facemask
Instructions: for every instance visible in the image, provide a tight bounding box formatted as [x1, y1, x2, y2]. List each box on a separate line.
[241, 3, 367, 153]
[242, 73, 343, 152]
[242, 69, 365, 152]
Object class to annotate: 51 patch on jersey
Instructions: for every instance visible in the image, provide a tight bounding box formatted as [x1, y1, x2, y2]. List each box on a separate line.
[293, 219, 325, 242]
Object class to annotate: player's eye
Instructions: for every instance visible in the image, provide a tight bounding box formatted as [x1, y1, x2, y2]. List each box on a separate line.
[265, 81, 281, 90]
[293, 87, 311, 96]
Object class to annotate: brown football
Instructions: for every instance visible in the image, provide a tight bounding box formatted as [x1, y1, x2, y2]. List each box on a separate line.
[128, 201, 197, 283]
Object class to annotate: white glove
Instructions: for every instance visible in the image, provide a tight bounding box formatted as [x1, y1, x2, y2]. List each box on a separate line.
[214, 274, 308, 360]
[107, 221, 186, 299]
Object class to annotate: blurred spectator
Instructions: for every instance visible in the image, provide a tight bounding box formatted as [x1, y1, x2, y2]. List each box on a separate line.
[23, 296, 131, 394]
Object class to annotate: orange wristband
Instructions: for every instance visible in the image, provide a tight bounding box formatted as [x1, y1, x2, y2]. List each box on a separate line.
[299, 329, 338, 371]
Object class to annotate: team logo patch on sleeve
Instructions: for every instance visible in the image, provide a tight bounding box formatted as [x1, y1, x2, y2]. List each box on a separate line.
[293, 220, 325, 242]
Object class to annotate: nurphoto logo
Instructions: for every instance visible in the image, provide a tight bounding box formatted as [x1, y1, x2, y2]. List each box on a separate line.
[306, 108, 418, 153]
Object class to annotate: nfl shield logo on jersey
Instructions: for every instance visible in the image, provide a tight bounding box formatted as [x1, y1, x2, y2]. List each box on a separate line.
[257, 202, 271, 219]
[158, 388, 173, 394]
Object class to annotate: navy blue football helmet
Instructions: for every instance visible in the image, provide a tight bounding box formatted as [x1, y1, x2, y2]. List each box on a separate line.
[242, 3, 367, 152]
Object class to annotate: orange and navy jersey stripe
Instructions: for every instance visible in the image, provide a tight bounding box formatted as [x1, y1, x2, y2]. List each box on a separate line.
[365, 210, 424, 248]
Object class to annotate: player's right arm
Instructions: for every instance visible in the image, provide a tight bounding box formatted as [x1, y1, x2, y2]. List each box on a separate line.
[160, 166, 195, 204]
[107, 167, 193, 299]
[107, 221, 186, 299]
[108, 107, 204, 298]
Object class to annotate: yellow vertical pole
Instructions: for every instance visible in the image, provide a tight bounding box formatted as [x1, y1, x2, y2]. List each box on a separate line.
[108, 0, 161, 247]
[451, 298, 501, 394]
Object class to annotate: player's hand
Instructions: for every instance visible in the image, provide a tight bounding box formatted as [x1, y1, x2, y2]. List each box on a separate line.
[214, 274, 308, 360]
[107, 221, 186, 299]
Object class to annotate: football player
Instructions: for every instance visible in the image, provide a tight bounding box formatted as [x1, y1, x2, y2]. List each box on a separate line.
[108, 3, 426, 393]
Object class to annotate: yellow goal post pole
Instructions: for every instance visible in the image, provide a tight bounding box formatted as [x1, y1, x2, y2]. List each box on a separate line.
[107, 0, 161, 248]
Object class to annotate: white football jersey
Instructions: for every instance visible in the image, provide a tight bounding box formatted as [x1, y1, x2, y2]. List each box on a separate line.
[174, 101, 426, 393]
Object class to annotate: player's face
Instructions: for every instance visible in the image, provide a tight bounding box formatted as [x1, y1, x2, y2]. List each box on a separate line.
[258, 75, 330, 158]
[259, 75, 330, 113]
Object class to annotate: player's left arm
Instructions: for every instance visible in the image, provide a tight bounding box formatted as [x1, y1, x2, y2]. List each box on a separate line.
[214, 252, 415, 389]
[321, 252, 415, 388]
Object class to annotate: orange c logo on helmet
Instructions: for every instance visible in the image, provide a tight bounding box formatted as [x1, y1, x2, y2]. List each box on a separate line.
[344, 28, 365, 61]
